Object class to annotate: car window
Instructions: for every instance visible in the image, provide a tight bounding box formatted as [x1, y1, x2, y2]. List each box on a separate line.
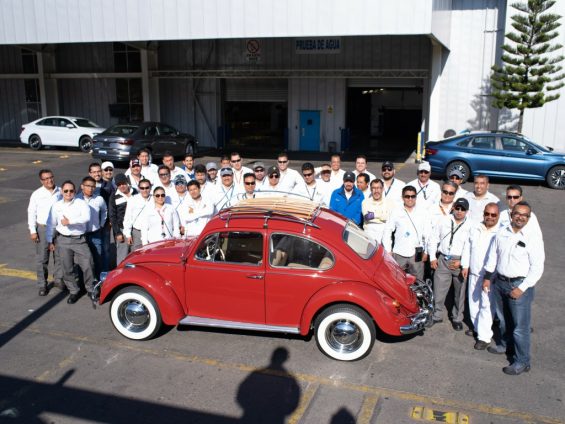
[343, 222, 377, 259]
[270, 234, 334, 270]
[157, 124, 177, 136]
[37, 118, 56, 126]
[58, 118, 73, 128]
[468, 136, 495, 150]
[195, 232, 263, 265]
[501, 137, 529, 152]
[104, 125, 138, 136]
[145, 126, 158, 137]
[73, 118, 100, 128]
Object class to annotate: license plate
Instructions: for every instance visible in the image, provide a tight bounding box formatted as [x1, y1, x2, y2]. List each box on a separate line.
[99, 150, 107, 155]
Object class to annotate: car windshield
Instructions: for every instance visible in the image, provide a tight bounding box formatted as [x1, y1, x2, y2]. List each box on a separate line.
[343, 221, 377, 259]
[103, 125, 139, 136]
[72, 118, 101, 128]
[522, 137, 551, 152]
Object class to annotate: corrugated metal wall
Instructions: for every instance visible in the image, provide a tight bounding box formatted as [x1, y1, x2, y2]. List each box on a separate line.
[59, 79, 116, 128]
[0, 46, 31, 140]
[55, 43, 114, 73]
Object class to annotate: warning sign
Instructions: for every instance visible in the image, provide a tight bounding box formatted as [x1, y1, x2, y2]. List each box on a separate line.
[245, 39, 261, 63]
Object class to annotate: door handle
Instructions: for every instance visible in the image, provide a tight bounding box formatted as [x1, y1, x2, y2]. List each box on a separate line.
[301, 128, 305, 137]
[246, 274, 264, 280]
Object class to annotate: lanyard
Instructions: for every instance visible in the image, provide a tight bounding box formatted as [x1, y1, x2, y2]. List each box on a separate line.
[417, 181, 428, 200]
[384, 179, 395, 197]
[404, 208, 423, 246]
[305, 184, 317, 200]
[442, 218, 466, 253]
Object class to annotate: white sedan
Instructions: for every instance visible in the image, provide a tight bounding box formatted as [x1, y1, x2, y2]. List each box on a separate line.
[20, 116, 106, 152]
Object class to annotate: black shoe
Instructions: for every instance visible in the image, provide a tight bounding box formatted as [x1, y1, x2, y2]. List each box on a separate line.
[452, 321, 463, 331]
[432, 318, 443, 324]
[474, 340, 489, 350]
[503, 363, 530, 375]
[487, 344, 506, 355]
[67, 293, 80, 304]
[465, 329, 476, 337]
[38, 287, 48, 296]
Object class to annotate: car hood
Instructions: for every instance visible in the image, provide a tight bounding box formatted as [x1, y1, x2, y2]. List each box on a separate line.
[121, 238, 196, 266]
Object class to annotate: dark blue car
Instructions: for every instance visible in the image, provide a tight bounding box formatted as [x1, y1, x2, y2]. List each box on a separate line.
[425, 131, 565, 189]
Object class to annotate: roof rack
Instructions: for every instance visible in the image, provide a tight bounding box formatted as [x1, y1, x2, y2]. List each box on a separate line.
[219, 197, 322, 232]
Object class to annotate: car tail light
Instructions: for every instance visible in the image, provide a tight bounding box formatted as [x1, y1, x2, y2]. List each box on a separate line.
[425, 147, 438, 156]
[20, 127, 25, 135]
[119, 138, 135, 146]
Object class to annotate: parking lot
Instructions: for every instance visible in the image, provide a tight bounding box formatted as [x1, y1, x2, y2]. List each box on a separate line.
[0, 147, 563, 424]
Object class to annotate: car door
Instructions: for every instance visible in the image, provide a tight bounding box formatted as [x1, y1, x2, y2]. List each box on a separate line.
[57, 117, 78, 146]
[187, 230, 266, 323]
[498, 136, 546, 179]
[463, 136, 501, 175]
[153, 124, 182, 156]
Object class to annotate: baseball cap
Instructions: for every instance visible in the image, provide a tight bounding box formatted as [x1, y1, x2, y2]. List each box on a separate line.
[220, 167, 234, 176]
[267, 166, 280, 176]
[130, 159, 141, 167]
[101, 161, 114, 170]
[173, 175, 187, 185]
[382, 161, 395, 170]
[253, 161, 265, 171]
[114, 173, 128, 186]
[206, 162, 217, 171]
[449, 169, 464, 179]
[343, 171, 356, 182]
[418, 162, 431, 172]
[453, 198, 469, 210]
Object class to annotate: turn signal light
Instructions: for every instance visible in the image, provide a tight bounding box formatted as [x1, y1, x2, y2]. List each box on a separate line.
[119, 138, 135, 145]
[425, 148, 438, 156]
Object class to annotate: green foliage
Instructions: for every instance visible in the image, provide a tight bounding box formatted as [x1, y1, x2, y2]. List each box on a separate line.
[490, 0, 564, 130]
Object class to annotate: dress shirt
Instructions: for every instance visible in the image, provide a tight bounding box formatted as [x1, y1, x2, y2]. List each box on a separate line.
[484, 225, 545, 292]
[125, 169, 156, 190]
[315, 179, 335, 206]
[464, 191, 500, 223]
[212, 184, 241, 212]
[232, 166, 253, 190]
[122, 194, 152, 238]
[179, 196, 214, 237]
[46, 198, 91, 242]
[498, 209, 542, 238]
[278, 168, 301, 191]
[199, 181, 215, 203]
[427, 215, 472, 259]
[170, 192, 190, 211]
[407, 178, 441, 209]
[76, 193, 107, 232]
[461, 222, 499, 276]
[27, 186, 62, 233]
[454, 186, 469, 200]
[429, 202, 454, 233]
[257, 183, 285, 197]
[382, 178, 405, 207]
[314, 167, 345, 191]
[153, 181, 176, 201]
[362, 197, 394, 225]
[382, 206, 431, 256]
[140, 203, 181, 245]
[294, 181, 327, 205]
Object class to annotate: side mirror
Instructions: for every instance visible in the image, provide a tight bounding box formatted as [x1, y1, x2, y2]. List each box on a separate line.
[66, 124, 74, 129]
[526, 148, 537, 155]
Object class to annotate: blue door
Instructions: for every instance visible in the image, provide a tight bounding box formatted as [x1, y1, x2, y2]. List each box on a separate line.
[299, 111, 320, 151]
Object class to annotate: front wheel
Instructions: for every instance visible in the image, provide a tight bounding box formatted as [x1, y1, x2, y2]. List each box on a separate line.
[314, 304, 376, 361]
[546, 166, 565, 190]
[29, 134, 42, 150]
[110, 287, 162, 340]
[79, 136, 92, 153]
[185, 142, 194, 156]
[446, 160, 471, 183]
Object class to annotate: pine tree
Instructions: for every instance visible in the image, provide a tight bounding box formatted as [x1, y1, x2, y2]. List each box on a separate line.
[491, 0, 564, 132]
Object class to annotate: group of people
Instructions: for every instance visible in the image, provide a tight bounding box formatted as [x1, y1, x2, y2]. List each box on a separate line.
[28, 150, 544, 375]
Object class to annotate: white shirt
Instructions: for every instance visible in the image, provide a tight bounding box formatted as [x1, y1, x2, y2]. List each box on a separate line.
[170, 191, 190, 211]
[140, 203, 181, 245]
[294, 181, 327, 205]
[212, 184, 241, 212]
[232, 166, 253, 190]
[257, 183, 285, 197]
[278, 168, 301, 191]
[76, 193, 107, 232]
[382, 178, 405, 207]
[122, 194, 152, 237]
[141, 163, 159, 178]
[314, 167, 345, 191]
[178, 196, 214, 237]
[427, 215, 473, 258]
[315, 179, 334, 206]
[153, 181, 176, 201]
[484, 225, 545, 292]
[46, 198, 91, 242]
[354, 169, 377, 182]
[429, 201, 454, 233]
[407, 178, 441, 209]
[454, 186, 469, 200]
[27, 185, 62, 233]
[125, 169, 156, 190]
[461, 222, 499, 277]
[464, 191, 500, 223]
[382, 206, 431, 257]
[169, 166, 187, 181]
[498, 209, 542, 239]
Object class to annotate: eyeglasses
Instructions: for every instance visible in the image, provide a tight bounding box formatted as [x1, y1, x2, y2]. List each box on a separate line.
[277, 160, 288, 164]
[449, 175, 462, 180]
[63, 189, 75, 193]
[230, 158, 241, 163]
[41, 176, 54, 181]
[244, 181, 256, 185]
[511, 211, 530, 218]
[269, 175, 280, 179]
[82, 185, 96, 189]
[103, 168, 113, 172]
[303, 172, 314, 177]
[255, 169, 264, 172]
[321, 170, 331, 174]
[507, 195, 521, 200]
[154, 193, 166, 198]
[442, 190, 456, 196]
[418, 170, 430, 174]
[454, 206, 467, 211]
[403, 194, 417, 199]
[159, 173, 170, 177]
[483, 212, 498, 217]
[382, 167, 393, 172]
[139, 186, 151, 190]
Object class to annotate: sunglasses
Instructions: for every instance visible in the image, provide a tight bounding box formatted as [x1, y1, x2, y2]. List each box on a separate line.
[403, 194, 416, 199]
[450, 175, 462, 180]
[63, 189, 75, 193]
[103, 168, 113, 172]
[321, 170, 331, 174]
[269, 175, 280, 179]
[442, 190, 456, 196]
[231, 158, 241, 163]
[303, 172, 314, 177]
[507, 195, 521, 200]
[483, 212, 498, 217]
[511, 212, 530, 218]
[418, 170, 430, 174]
[82, 185, 96, 189]
[382, 167, 393, 171]
[454, 206, 467, 211]
[139, 186, 151, 190]
[244, 181, 256, 185]
[154, 193, 166, 198]
[255, 168, 265, 172]
[277, 160, 288, 164]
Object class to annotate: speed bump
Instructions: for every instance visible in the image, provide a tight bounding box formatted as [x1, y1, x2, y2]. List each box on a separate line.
[411, 406, 469, 423]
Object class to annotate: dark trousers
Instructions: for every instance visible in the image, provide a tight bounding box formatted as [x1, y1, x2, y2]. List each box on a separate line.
[34, 225, 63, 288]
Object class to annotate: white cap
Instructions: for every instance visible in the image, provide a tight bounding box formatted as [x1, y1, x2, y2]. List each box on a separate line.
[417, 161, 431, 172]
[101, 161, 114, 170]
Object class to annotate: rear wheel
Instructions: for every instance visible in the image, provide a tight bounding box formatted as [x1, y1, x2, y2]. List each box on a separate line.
[185, 142, 193, 156]
[79, 136, 92, 153]
[29, 134, 42, 151]
[110, 287, 162, 340]
[446, 160, 471, 183]
[546, 166, 565, 190]
[314, 304, 376, 361]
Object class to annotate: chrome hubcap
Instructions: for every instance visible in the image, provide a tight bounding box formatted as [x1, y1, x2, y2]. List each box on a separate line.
[30, 137, 40, 148]
[118, 300, 150, 332]
[551, 169, 565, 188]
[326, 319, 362, 353]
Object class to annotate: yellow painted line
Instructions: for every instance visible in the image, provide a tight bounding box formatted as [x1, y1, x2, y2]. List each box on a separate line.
[411, 406, 469, 424]
[36, 349, 80, 382]
[0, 264, 36, 281]
[357, 395, 379, 424]
[0, 197, 11, 205]
[287, 383, 319, 424]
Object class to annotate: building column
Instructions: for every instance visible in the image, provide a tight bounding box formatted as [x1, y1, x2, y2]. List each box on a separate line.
[140, 48, 160, 122]
[427, 40, 444, 142]
[37, 50, 59, 116]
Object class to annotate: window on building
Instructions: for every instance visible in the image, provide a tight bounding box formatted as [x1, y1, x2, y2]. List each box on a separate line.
[21, 49, 41, 122]
[114, 78, 143, 123]
[113, 42, 141, 72]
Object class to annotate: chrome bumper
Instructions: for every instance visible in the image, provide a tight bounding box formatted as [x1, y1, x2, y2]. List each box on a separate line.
[90, 272, 107, 308]
[400, 278, 434, 334]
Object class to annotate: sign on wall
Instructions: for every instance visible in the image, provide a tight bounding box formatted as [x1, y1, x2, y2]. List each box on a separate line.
[295, 37, 341, 54]
[245, 39, 262, 63]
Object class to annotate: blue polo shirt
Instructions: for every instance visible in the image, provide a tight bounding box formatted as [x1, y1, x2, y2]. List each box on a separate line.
[329, 186, 364, 225]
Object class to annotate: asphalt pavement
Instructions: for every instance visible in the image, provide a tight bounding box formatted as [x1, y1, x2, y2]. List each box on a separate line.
[0, 146, 563, 424]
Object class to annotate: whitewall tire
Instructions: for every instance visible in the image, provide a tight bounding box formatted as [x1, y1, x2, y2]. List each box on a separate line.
[110, 287, 162, 340]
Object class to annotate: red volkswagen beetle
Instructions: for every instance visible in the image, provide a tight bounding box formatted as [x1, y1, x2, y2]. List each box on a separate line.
[95, 198, 433, 361]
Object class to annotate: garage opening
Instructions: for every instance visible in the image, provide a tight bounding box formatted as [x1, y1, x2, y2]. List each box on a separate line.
[346, 83, 423, 158]
[224, 79, 288, 152]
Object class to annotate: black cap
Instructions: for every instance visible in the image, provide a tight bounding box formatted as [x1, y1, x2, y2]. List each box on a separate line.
[267, 166, 280, 176]
[382, 161, 395, 170]
[114, 173, 128, 185]
[453, 198, 469, 210]
[343, 171, 355, 182]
